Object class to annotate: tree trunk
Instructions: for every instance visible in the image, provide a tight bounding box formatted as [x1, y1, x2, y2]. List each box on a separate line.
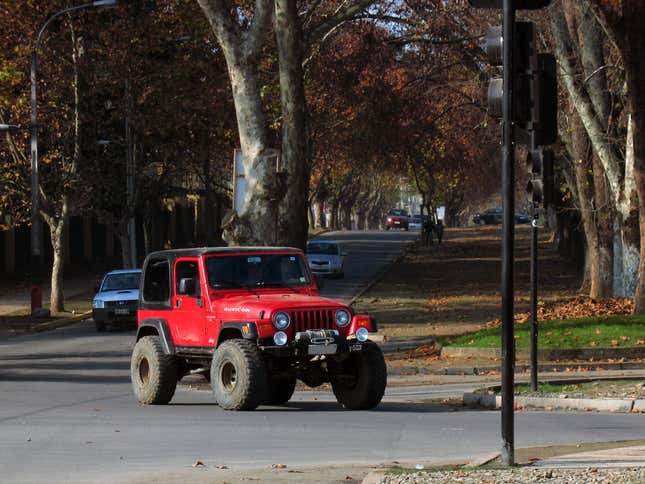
[571, 113, 605, 298]
[623, 8, 645, 312]
[48, 216, 66, 314]
[314, 199, 325, 228]
[275, 0, 310, 249]
[197, 0, 279, 246]
[592, 153, 614, 297]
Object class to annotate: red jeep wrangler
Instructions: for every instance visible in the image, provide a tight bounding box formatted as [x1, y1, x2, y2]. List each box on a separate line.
[131, 247, 386, 411]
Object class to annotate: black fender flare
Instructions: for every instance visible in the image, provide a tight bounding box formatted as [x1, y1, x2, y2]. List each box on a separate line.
[136, 319, 175, 354]
[216, 322, 259, 347]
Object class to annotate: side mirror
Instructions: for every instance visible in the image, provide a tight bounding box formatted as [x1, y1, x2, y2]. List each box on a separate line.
[178, 277, 196, 296]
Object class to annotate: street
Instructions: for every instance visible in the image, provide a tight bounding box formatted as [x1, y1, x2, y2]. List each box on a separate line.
[314, 230, 418, 302]
[1, 231, 645, 483]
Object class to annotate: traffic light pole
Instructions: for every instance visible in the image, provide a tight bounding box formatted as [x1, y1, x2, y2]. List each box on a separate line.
[530, 206, 539, 391]
[500, 0, 516, 467]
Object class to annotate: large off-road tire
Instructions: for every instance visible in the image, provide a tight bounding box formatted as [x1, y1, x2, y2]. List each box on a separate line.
[265, 375, 297, 405]
[211, 339, 267, 410]
[131, 335, 178, 405]
[331, 342, 387, 410]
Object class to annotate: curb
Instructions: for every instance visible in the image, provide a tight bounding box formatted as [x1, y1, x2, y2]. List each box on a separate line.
[380, 338, 437, 354]
[442, 346, 645, 361]
[465, 452, 501, 468]
[349, 238, 418, 308]
[386, 361, 645, 376]
[463, 392, 645, 413]
[29, 311, 92, 333]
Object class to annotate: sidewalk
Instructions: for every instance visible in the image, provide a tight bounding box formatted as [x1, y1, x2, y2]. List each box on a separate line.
[0, 274, 99, 315]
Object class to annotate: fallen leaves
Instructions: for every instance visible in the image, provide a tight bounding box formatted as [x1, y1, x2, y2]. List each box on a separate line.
[611, 340, 619, 347]
[192, 460, 205, 468]
[271, 463, 287, 469]
[485, 297, 633, 328]
[637, 340, 645, 346]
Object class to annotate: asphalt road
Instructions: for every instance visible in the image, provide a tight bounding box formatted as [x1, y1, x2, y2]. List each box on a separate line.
[314, 230, 418, 302]
[2, 230, 645, 482]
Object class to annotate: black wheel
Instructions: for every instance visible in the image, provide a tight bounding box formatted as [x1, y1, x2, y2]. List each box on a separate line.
[331, 342, 387, 410]
[211, 339, 267, 410]
[131, 335, 178, 405]
[95, 320, 106, 332]
[385, 226, 390, 231]
[265, 375, 297, 405]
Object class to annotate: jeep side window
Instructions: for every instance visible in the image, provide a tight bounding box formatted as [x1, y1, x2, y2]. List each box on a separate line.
[143, 259, 170, 303]
[175, 260, 201, 297]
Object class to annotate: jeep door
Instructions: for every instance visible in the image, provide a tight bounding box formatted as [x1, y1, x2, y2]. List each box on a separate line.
[169, 258, 207, 346]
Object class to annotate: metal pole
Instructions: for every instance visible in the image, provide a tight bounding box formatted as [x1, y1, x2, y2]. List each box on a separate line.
[530, 208, 538, 391]
[501, 0, 516, 467]
[30, 49, 42, 269]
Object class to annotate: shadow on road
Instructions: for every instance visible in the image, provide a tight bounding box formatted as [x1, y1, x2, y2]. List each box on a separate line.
[171, 400, 474, 413]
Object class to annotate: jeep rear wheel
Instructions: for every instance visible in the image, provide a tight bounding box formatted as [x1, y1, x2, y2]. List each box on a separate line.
[131, 335, 178, 405]
[265, 375, 297, 405]
[211, 339, 267, 410]
[331, 342, 387, 410]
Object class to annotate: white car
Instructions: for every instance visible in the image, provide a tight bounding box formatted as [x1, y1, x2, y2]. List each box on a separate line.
[306, 240, 348, 278]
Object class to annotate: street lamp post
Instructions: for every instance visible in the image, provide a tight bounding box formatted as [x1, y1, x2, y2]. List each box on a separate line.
[30, 0, 117, 270]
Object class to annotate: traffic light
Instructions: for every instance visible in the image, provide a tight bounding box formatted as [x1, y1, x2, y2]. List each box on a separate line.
[536, 53, 557, 145]
[485, 22, 536, 124]
[526, 147, 554, 207]
[484, 23, 557, 148]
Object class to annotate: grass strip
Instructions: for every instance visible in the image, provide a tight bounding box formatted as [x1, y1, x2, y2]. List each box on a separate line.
[440, 314, 645, 349]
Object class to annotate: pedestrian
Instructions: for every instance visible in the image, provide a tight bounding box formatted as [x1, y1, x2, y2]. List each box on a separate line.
[435, 219, 444, 244]
[423, 217, 435, 246]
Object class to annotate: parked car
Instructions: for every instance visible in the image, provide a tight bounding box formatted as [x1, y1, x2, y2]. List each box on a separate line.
[385, 209, 409, 230]
[514, 212, 531, 224]
[473, 208, 502, 225]
[130, 247, 385, 410]
[306, 240, 347, 278]
[408, 214, 423, 231]
[92, 269, 142, 332]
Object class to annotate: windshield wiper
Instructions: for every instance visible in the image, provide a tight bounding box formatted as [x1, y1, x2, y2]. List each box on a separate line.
[257, 281, 301, 293]
[212, 280, 259, 296]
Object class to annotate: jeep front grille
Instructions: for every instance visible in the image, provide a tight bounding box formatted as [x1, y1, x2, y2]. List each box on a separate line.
[290, 309, 335, 332]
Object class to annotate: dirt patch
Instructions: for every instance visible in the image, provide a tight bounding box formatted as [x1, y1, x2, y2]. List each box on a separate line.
[353, 226, 580, 339]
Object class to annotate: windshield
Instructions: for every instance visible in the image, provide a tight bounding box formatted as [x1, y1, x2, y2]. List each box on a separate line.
[206, 254, 311, 289]
[306, 243, 339, 255]
[389, 209, 408, 217]
[101, 273, 140, 291]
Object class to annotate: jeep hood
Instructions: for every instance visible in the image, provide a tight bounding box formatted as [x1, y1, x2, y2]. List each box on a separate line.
[214, 293, 346, 318]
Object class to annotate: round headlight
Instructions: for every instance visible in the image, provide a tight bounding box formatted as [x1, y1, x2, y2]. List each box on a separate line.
[356, 327, 369, 342]
[93, 299, 104, 309]
[273, 331, 288, 346]
[335, 309, 350, 327]
[273, 312, 290, 330]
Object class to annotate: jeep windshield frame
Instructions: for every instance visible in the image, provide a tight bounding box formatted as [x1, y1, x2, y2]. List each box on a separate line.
[205, 253, 312, 291]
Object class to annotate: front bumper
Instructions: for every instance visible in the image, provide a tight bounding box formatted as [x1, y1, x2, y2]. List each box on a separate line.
[93, 308, 138, 323]
[260, 329, 364, 358]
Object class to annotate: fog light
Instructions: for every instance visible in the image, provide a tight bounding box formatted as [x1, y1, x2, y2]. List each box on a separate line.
[273, 331, 288, 346]
[356, 327, 369, 342]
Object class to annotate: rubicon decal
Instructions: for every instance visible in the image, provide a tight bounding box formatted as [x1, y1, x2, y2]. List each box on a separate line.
[223, 307, 251, 313]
